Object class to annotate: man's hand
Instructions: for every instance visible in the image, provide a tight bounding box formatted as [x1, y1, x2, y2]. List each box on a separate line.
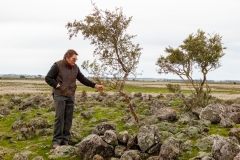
[95, 84, 105, 91]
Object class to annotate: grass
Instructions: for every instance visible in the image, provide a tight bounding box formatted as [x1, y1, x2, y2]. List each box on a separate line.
[76, 84, 192, 94]
[208, 124, 230, 137]
[1, 79, 240, 159]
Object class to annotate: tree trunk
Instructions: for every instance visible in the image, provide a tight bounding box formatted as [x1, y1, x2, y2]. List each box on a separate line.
[119, 73, 139, 123]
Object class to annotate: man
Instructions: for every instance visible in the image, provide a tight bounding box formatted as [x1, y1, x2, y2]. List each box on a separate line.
[45, 49, 105, 149]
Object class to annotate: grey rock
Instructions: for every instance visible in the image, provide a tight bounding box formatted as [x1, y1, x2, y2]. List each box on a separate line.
[133, 92, 142, 98]
[200, 104, 224, 123]
[81, 111, 93, 119]
[230, 112, 240, 124]
[117, 131, 129, 144]
[196, 134, 221, 151]
[149, 100, 166, 115]
[18, 127, 36, 140]
[181, 140, 193, 152]
[12, 153, 28, 160]
[110, 158, 120, 160]
[219, 117, 234, 128]
[159, 137, 181, 160]
[147, 142, 161, 154]
[38, 128, 52, 136]
[114, 145, 127, 157]
[11, 120, 27, 132]
[229, 128, 240, 143]
[182, 126, 201, 138]
[93, 154, 104, 160]
[102, 130, 118, 146]
[32, 156, 44, 160]
[156, 108, 177, 122]
[49, 145, 77, 158]
[231, 104, 240, 112]
[120, 150, 141, 160]
[92, 122, 116, 136]
[0, 107, 10, 115]
[178, 113, 191, 124]
[77, 134, 114, 160]
[127, 133, 137, 149]
[190, 152, 214, 160]
[234, 152, 240, 160]
[27, 118, 50, 129]
[137, 125, 162, 152]
[146, 156, 159, 160]
[212, 136, 240, 160]
[192, 107, 203, 117]
[200, 104, 231, 124]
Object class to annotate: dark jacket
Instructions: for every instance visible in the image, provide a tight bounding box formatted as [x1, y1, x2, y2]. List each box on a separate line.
[45, 59, 96, 97]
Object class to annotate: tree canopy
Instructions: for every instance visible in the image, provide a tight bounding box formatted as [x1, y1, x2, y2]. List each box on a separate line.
[66, 2, 142, 122]
[156, 29, 226, 107]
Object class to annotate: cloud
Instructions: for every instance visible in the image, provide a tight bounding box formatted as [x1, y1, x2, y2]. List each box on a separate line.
[0, 0, 240, 80]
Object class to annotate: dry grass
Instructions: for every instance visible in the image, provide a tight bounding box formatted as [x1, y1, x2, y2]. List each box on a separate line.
[0, 79, 240, 100]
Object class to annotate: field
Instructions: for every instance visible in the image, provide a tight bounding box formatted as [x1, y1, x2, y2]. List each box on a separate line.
[0, 78, 240, 159]
[0, 79, 240, 100]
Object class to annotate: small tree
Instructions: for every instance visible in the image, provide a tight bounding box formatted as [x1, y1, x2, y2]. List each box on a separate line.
[66, 2, 142, 122]
[156, 29, 226, 108]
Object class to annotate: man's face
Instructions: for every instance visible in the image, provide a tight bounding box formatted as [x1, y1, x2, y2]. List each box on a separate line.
[66, 54, 78, 66]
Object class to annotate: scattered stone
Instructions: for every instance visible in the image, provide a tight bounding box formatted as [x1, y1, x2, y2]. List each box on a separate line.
[12, 153, 29, 160]
[93, 154, 104, 160]
[114, 145, 127, 157]
[27, 118, 50, 129]
[146, 156, 159, 160]
[81, 111, 93, 119]
[49, 145, 77, 158]
[117, 131, 129, 144]
[229, 128, 240, 143]
[231, 104, 240, 112]
[200, 104, 230, 124]
[191, 107, 202, 117]
[32, 156, 44, 160]
[229, 112, 240, 124]
[127, 133, 138, 149]
[0, 107, 10, 115]
[11, 120, 27, 131]
[38, 128, 52, 136]
[156, 108, 177, 121]
[137, 125, 162, 152]
[234, 152, 240, 160]
[92, 122, 116, 136]
[102, 130, 118, 146]
[212, 136, 240, 160]
[149, 100, 166, 115]
[159, 137, 181, 160]
[190, 152, 214, 160]
[77, 134, 114, 160]
[120, 150, 141, 160]
[220, 118, 234, 128]
[195, 134, 221, 151]
[18, 127, 36, 140]
[133, 92, 142, 98]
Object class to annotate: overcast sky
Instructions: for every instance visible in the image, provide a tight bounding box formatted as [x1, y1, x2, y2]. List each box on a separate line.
[0, 0, 239, 80]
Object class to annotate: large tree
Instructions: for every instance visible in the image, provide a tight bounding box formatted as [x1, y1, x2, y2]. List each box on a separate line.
[66, 3, 142, 122]
[156, 29, 226, 107]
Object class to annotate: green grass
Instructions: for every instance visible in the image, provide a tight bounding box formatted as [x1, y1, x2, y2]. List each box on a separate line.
[208, 124, 230, 137]
[1, 79, 240, 159]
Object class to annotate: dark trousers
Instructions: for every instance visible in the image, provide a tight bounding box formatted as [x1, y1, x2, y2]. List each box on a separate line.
[52, 93, 75, 145]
